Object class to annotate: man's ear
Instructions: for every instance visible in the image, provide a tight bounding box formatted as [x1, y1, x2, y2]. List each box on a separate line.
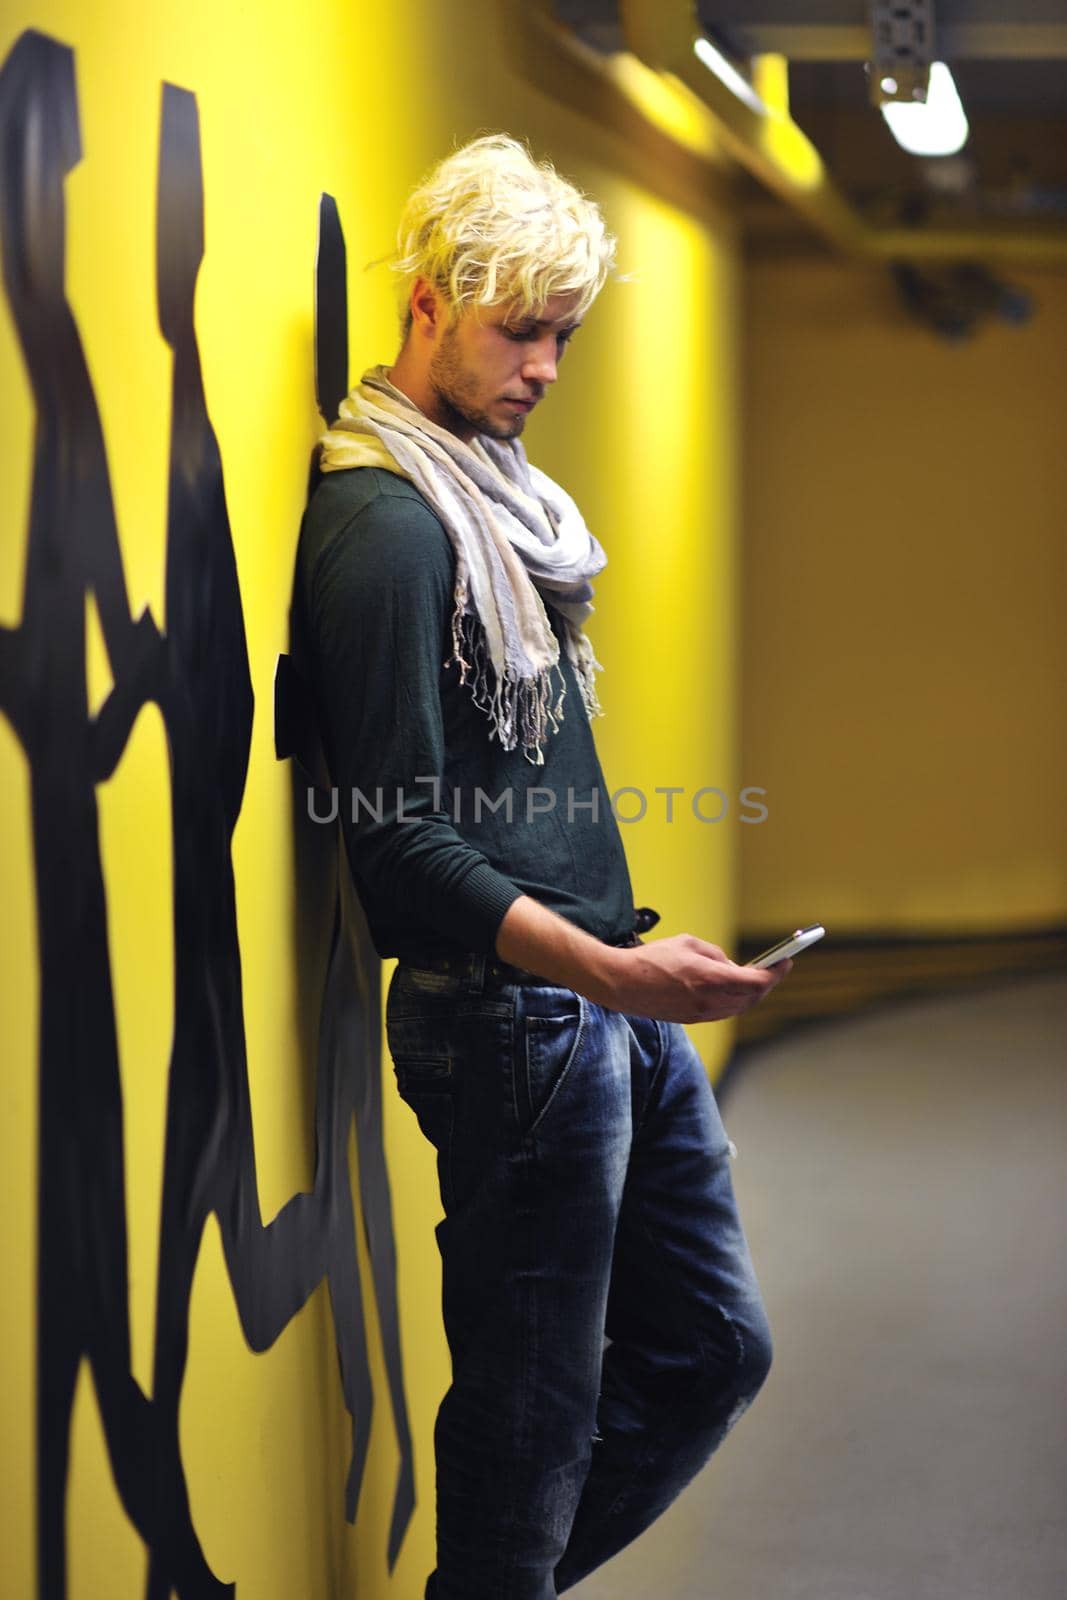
[409, 276, 447, 338]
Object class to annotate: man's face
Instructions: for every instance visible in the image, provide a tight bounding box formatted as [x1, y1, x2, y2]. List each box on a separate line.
[427, 291, 584, 442]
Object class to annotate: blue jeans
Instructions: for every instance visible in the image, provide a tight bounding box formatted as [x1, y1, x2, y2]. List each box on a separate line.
[386, 953, 773, 1599]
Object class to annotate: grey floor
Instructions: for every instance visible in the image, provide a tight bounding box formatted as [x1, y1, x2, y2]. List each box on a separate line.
[571, 974, 1067, 1600]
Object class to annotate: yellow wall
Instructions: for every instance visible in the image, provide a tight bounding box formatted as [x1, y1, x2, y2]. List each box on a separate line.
[740, 256, 1067, 937]
[0, 3, 742, 1597]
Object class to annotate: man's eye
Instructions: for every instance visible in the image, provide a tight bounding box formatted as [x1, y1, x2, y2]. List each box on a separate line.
[501, 326, 576, 350]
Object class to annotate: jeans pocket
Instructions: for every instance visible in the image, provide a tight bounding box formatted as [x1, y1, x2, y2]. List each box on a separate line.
[520, 992, 586, 1138]
[391, 1053, 455, 1205]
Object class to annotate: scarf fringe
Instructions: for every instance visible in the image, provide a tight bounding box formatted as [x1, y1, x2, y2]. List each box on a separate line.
[449, 607, 601, 767]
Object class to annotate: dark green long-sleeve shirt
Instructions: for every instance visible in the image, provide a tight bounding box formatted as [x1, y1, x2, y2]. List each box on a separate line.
[296, 466, 635, 961]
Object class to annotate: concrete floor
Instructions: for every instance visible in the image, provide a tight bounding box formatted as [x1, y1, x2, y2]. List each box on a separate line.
[571, 974, 1067, 1600]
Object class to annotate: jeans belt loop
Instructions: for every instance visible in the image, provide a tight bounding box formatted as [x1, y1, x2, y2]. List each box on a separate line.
[468, 953, 486, 994]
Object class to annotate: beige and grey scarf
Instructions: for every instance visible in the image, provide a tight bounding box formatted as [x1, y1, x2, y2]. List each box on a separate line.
[318, 366, 606, 765]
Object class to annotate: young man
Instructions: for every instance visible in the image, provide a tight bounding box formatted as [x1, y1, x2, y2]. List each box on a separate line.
[299, 135, 790, 1600]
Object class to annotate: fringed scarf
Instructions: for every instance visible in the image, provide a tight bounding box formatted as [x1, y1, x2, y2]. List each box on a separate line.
[318, 366, 606, 765]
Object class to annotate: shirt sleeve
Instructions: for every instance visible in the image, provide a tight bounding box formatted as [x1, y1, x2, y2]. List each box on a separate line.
[304, 486, 523, 953]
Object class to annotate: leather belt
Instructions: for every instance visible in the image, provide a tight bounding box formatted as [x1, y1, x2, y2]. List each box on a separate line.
[398, 907, 659, 991]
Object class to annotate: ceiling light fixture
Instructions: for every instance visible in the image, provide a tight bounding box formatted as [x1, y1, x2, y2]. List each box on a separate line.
[693, 35, 766, 116]
[880, 60, 969, 156]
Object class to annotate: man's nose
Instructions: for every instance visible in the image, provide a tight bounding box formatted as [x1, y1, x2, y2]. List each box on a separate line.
[522, 336, 559, 387]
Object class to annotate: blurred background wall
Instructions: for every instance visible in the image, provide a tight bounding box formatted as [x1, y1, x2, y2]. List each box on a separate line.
[741, 258, 1067, 940]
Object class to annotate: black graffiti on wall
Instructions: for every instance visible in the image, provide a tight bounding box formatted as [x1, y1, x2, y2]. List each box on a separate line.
[0, 29, 413, 1598]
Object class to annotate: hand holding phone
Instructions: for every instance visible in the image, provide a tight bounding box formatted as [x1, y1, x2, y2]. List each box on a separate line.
[746, 923, 825, 969]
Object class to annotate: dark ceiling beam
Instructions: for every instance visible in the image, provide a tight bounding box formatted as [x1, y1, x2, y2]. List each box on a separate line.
[723, 23, 1067, 61]
[614, 0, 1067, 261]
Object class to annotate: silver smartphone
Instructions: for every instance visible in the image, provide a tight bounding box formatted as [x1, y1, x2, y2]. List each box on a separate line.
[746, 923, 826, 969]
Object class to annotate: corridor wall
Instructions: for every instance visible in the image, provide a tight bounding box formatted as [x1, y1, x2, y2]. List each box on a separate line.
[0, 2, 744, 1595]
[740, 257, 1067, 938]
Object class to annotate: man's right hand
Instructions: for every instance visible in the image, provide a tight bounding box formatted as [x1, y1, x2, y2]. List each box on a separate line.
[495, 897, 791, 1024]
[585, 934, 791, 1023]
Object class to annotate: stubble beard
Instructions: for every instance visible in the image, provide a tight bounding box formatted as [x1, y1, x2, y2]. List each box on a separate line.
[428, 326, 525, 441]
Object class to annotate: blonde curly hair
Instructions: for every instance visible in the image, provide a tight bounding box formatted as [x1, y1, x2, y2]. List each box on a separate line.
[393, 134, 616, 334]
